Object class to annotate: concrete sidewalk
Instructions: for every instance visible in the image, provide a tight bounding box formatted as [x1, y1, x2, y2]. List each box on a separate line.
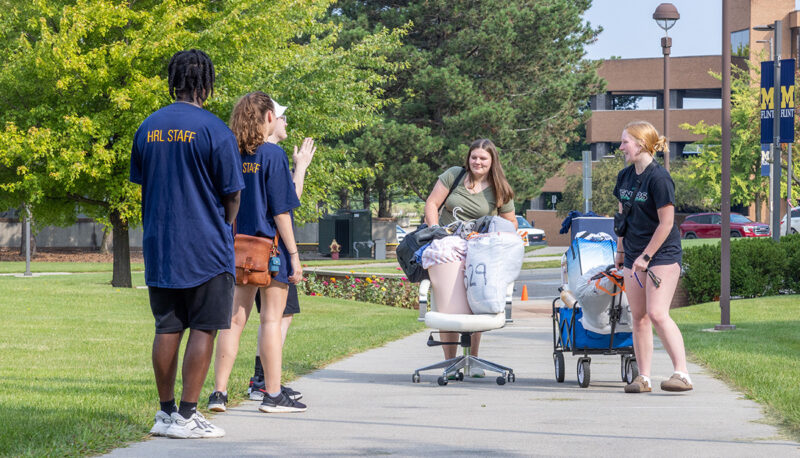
[108, 307, 799, 457]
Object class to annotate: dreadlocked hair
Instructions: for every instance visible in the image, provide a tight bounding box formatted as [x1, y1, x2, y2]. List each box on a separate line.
[229, 91, 275, 155]
[168, 49, 215, 102]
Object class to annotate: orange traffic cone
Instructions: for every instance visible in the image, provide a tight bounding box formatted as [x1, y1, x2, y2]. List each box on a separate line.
[521, 284, 529, 301]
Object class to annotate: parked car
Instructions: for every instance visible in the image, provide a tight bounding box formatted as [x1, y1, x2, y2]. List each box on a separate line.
[516, 215, 546, 245]
[679, 212, 770, 239]
[779, 207, 800, 235]
[396, 225, 407, 242]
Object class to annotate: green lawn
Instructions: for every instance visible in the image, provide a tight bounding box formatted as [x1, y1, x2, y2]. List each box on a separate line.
[0, 261, 145, 273]
[0, 272, 423, 456]
[302, 258, 398, 267]
[522, 260, 561, 269]
[524, 244, 546, 253]
[679, 237, 772, 249]
[673, 296, 800, 440]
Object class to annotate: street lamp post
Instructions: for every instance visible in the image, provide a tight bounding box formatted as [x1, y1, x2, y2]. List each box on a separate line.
[24, 205, 32, 277]
[653, 3, 680, 172]
[716, 0, 734, 331]
[755, 39, 773, 60]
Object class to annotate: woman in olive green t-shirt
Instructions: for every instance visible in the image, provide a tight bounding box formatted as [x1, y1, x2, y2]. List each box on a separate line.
[423, 139, 518, 367]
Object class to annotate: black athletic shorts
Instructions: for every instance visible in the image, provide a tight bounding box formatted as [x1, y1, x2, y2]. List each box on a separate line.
[148, 272, 234, 333]
[254, 283, 300, 316]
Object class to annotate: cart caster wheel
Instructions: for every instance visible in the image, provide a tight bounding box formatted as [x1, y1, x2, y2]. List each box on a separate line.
[496, 376, 506, 385]
[456, 371, 464, 381]
[577, 359, 591, 388]
[412, 373, 420, 383]
[507, 372, 516, 383]
[554, 352, 565, 383]
[621, 356, 629, 382]
[437, 376, 448, 386]
[626, 359, 639, 384]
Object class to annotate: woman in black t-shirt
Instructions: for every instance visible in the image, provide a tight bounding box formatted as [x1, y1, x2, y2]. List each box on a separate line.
[613, 121, 692, 394]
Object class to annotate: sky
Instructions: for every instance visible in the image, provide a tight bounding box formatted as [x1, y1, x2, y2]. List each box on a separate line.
[584, 1, 725, 60]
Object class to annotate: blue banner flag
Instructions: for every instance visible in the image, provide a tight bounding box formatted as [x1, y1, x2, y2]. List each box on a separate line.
[761, 144, 770, 176]
[760, 59, 795, 144]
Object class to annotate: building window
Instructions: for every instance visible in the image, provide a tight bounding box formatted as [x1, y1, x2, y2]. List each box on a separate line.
[731, 29, 749, 57]
[612, 95, 658, 110]
[683, 143, 720, 155]
[682, 97, 721, 109]
[541, 192, 562, 210]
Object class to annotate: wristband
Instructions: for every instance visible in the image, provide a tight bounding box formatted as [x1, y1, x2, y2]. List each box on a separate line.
[288, 250, 298, 255]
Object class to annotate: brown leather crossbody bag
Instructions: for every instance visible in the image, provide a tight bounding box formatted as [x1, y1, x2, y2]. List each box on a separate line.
[234, 228, 280, 287]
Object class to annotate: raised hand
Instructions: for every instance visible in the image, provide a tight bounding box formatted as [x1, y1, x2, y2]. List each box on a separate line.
[293, 137, 316, 171]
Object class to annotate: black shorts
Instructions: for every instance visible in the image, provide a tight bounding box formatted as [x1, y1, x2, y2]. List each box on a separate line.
[623, 244, 682, 269]
[254, 283, 300, 316]
[148, 273, 234, 333]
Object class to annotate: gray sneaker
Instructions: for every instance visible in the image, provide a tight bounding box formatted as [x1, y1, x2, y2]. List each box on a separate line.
[165, 411, 225, 439]
[207, 391, 227, 412]
[259, 391, 307, 413]
[149, 411, 172, 436]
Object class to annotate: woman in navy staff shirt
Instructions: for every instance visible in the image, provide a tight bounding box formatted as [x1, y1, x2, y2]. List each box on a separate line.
[209, 91, 307, 413]
[613, 121, 692, 394]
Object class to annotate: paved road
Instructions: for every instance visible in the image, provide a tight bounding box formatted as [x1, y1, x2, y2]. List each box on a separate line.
[514, 268, 562, 301]
[108, 312, 800, 457]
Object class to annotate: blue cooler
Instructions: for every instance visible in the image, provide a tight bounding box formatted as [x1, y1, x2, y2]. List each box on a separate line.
[571, 217, 616, 242]
[565, 234, 616, 290]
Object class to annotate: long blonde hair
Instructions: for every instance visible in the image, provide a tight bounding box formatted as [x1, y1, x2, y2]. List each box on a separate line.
[464, 139, 514, 208]
[624, 121, 668, 156]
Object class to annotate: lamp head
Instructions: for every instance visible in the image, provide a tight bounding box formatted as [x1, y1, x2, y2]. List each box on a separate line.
[653, 3, 680, 31]
[752, 24, 775, 32]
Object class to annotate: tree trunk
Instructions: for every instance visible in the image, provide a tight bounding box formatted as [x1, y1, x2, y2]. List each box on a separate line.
[362, 180, 371, 211]
[376, 178, 391, 217]
[110, 210, 132, 288]
[100, 226, 113, 254]
[338, 188, 350, 210]
[18, 212, 37, 257]
[754, 193, 762, 222]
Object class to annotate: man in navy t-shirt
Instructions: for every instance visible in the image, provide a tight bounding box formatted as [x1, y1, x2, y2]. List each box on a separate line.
[129, 49, 244, 439]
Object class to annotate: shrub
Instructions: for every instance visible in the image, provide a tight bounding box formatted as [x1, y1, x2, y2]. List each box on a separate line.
[682, 236, 797, 304]
[300, 273, 418, 309]
[780, 233, 800, 292]
[682, 242, 721, 304]
[729, 238, 786, 297]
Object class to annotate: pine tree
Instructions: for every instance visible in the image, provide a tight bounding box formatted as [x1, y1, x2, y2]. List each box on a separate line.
[332, 0, 605, 214]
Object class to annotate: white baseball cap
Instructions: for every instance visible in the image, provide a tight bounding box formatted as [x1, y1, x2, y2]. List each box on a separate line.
[273, 100, 287, 118]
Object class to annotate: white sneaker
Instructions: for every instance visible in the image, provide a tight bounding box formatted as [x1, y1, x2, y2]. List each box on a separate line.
[149, 411, 172, 436]
[165, 411, 225, 439]
[469, 367, 485, 378]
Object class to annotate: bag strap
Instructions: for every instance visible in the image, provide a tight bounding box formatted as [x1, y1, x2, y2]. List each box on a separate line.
[271, 231, 280, 256]
[595, 271, 625, 296]
[438, 167, 467, 212]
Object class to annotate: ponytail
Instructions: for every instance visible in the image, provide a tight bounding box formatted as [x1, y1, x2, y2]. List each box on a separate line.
[653, 135, 669, 154]
[624, 121, 667, 156]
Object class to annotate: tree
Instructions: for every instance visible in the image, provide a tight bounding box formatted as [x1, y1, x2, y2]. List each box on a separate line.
[0, 0, 400, 286]
[556, 153, 624, 217]
[331, 0, 605, 214]
[680, 62, 800, 217]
